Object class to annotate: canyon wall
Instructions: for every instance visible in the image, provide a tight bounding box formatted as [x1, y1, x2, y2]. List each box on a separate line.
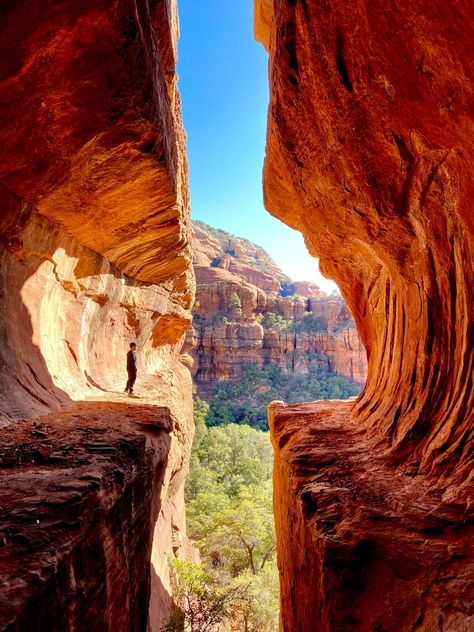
[256, 0, 473, 629]
[0, 1, 194, 630]
[188, 221, 367, 396]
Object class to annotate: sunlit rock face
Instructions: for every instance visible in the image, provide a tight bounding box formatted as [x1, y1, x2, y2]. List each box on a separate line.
[256, 0, 474, 629]
[0, 0, 190, 285]
[0, 188, 192, 424]
[188, 221, 367, 396]
[0, 1, 194, 629]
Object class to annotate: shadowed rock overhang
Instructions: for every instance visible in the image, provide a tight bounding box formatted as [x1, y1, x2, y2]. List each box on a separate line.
[0, 1, 195, 630]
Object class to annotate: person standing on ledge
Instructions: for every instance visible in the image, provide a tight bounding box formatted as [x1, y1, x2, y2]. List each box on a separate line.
[125, 342, 137, 395]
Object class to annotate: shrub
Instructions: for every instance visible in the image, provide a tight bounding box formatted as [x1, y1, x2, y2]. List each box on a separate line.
[301, 313, 328, 332]
[261, 312, 290, 329]
[161, 559, 241, 632]
[229, 291, 242, 315]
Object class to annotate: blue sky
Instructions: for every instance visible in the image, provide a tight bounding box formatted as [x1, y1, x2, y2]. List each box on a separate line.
[177, 0, 337, 292]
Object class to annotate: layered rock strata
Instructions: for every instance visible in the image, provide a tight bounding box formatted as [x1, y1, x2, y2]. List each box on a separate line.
[256, 0, 474, 628]
[270, 400, 474, 631]
[0, 397, 191, 632]
[0, 1, 194, 629]
[188, 221, 367, 396]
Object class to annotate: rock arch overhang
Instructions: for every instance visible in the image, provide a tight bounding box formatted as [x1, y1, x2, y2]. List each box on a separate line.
[256, 0, 473, 629]
[0, 2, 195, 630]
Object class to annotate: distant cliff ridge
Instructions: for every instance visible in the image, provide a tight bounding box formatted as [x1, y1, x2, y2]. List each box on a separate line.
[187, 221, 367, 396]
[192, 220, 321, 296]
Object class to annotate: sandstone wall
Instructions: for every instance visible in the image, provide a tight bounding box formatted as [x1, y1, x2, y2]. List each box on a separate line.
[0, 1, 194, 629]
[257, 0, 473, 468]
[189, 298, 366, 396]
[189, 222, 367, 396]
[0, 185, 192, 424]
[0, 402, 191, 632]
[257, 0, 473, 629]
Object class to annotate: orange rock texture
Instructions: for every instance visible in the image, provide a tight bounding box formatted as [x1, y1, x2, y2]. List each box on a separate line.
[0, 398, 192, 632]
[0, 1, 194, 629]
[256, 0, 474, 629]
[188, 221, 367, 396]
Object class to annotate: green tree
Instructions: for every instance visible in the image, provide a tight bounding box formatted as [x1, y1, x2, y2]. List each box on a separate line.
[261, 312, 290, 329]
[193, 395, 209, 450]
[200, 483, 276, 576]
[229, 291, 242, 315]
[300, 312, 328, 332]
[187, 424, 273, 502]
[205, 364, 361, 431]
[229, 566, 280, 632]
[161, 559, 241, 632]
[184, 424, 279, 630]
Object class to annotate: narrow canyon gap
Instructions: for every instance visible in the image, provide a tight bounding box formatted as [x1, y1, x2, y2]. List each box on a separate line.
[0, 1, 195, 630]
[255, 0, 473, 630]
[0, 0, 472, 630]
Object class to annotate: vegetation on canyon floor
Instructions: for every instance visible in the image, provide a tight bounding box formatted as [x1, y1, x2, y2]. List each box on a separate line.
[164, 360, 359, 629]
[206, 363, 360, 430]
[162, 397, 279, 631]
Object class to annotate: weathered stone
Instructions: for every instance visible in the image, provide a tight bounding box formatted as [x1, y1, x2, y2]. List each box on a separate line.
[0, 1, 194, 629]
[192, 220, 289, 293]
[0, 395, 192, 632]
[257, 0, 474, 628]
[190, 221, 367, 396]
[0, 0, 191, 286]
[269, 400, 474, 632]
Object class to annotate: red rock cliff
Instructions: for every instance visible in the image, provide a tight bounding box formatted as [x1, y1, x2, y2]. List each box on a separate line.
[0, 1, 194, 630]
[256, 0, 474, 629]
[188, 221, 367, 396]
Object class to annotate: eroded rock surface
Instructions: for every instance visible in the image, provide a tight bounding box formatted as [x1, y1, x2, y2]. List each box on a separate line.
[0, 0, 194, 629]
[0, 395, 190, 632]
[269, 401, 474, 632]
[0, 0, 190, 285]
[0, 187, 192, 425]
[256, 0, 474, 628]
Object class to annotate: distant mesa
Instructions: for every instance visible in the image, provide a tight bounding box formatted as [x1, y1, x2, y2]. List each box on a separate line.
[186, 221, 367, 397]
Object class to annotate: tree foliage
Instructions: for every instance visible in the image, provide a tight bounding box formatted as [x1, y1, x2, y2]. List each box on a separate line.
[180, 410, 279, 631]
[229, 291, 243, 315]
[205, 363, 360, 430]
[161, 559, 241, 632]
[261, 311, 290, 329]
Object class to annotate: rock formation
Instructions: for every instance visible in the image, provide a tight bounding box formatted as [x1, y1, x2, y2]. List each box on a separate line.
[193, 219, 295, 294]
[188, 221, 367, 396]
[256, 0, 474, 629]
[0, 1, 194, 630]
